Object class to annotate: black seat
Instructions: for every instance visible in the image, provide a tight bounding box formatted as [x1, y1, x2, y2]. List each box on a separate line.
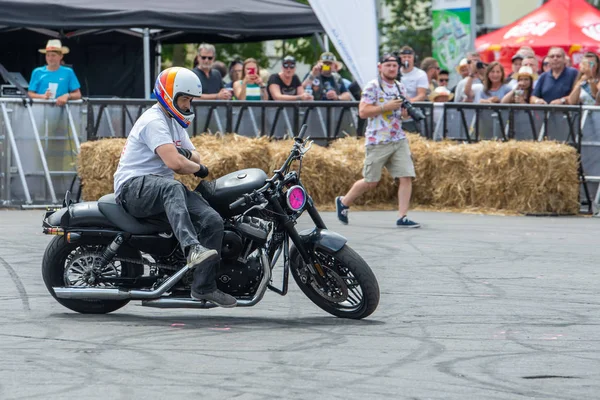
[69, 201, 117, 228]
[98, 194, 172, 235]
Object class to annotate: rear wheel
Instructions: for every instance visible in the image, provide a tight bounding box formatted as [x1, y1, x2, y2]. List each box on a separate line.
[42, 236, 143, 314]
[290, 244, 380, 319]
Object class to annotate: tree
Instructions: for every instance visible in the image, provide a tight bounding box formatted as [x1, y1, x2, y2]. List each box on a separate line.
[380, 0, 433, 60]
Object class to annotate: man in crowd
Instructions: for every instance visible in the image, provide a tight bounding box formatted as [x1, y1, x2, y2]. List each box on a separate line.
[506, 54, 523, 84]
[335, 53, 420, 228]
[438, 70, 450, 87]
[192, 43, 232, 100]
[267, 55, 312, 101]
[454, 51, 483, 102]
[531, 47, 578, 105]
[398, 46, 428, 102]
[28, 40, 81, 106]
[507, 55, 539, 89]
[302, 52, 352, 101]
[420, 57, 440, 97]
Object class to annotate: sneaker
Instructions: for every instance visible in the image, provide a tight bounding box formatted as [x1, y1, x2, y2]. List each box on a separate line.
[396, 216, 421, 228]
[186, 244, 219, 269]
[336, 196, 349, 225]
[191, 289, 237, 308]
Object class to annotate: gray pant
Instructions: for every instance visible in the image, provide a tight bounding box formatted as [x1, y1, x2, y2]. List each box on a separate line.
[119, 175, 224, 294]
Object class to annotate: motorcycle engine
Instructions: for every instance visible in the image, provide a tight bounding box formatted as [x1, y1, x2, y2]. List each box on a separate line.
[216, 217, 269, 296]
[217, 256, 263, 296]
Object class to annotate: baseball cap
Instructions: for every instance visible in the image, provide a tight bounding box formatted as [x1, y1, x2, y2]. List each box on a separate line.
[379, 53, 399, 64]
[399, 46, 414, 55]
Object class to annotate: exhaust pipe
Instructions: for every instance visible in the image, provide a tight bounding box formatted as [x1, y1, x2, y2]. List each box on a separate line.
[142, 248, 272, 309]
[53, 264, 192, 300]
[55, 248, 273, 308]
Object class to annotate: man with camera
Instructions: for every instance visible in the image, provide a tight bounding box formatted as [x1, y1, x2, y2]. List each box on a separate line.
[454, 52, 484, 102]
[335, 53, 420, 228]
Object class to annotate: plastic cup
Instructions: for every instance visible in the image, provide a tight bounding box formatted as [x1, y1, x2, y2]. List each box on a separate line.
[48, 83, 58, 99]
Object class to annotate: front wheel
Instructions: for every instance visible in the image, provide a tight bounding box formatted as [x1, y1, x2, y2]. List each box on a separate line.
[290, 244, 380, 319]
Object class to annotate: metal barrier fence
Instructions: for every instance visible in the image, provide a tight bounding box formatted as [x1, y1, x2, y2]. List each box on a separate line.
[1, 97, 600, 213]
[0, 98, 86, 206]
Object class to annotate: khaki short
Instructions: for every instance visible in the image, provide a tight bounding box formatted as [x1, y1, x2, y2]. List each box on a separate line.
[363, 140, 415, 182]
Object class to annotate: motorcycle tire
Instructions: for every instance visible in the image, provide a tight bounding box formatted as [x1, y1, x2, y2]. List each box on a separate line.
[42, 236, 143, 314]
[290, 244, 380, 319]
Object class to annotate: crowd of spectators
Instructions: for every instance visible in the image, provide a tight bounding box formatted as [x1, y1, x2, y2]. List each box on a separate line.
[26, 39, 600, 108]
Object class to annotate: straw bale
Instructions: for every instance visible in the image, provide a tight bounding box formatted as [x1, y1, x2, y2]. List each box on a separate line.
[467, 140, 580, 214]
[78, 138, 126, 181]
[77, 133, 580, 215]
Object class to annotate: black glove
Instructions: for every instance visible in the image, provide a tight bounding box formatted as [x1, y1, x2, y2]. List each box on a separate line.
[194, 164, 209, 178]
[177, 147, 192, 160]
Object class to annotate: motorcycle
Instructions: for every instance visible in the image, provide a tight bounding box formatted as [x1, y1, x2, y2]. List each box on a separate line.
[41, 125, 380, 319]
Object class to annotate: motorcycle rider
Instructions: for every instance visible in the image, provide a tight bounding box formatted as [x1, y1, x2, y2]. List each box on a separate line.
[113, 67, 237, 308]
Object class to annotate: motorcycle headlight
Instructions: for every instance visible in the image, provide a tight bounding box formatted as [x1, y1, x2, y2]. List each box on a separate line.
[285, 185, 307, 212]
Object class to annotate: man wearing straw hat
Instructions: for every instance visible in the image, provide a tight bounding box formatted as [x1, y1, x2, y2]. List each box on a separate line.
[335, 53, 420, 228]
[27, 40, 81, 106]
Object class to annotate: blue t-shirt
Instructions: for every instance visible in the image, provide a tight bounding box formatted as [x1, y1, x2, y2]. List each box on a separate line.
[533, 67, 578, 104]
[29, 66, 80, 97]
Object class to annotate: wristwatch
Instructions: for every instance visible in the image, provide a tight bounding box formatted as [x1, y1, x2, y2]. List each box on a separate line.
[560, 97, 566, 104]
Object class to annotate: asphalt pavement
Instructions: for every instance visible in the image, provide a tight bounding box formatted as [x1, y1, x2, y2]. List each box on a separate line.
[0, 209, 598, 399]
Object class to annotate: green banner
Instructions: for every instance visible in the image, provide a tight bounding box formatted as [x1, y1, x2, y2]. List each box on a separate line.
[432, 0, 473, 86]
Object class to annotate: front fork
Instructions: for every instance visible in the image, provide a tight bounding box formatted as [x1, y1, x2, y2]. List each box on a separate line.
[269, 195, 328, 285]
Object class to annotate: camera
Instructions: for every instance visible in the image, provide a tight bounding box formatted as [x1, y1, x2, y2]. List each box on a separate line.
[396, 94, 425, 121]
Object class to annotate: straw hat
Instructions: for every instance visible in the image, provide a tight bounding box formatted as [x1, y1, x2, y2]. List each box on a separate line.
[514, 66, 537, 81]
[455, 58, 469, 73]
[429, 86, 454, 102]
[319, 52, 344, 71]
[39, 39, 70, 55]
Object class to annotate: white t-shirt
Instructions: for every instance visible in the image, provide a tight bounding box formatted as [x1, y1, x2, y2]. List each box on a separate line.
[454, 77, 482, 102]
[113, 104, 195, 197]
[400, 67, 428, 99]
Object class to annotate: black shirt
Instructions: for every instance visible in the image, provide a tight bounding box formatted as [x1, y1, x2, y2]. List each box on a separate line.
[267, 73, 302, 100]
[192, 67, 224, 95]
[304, 73, 348, 100]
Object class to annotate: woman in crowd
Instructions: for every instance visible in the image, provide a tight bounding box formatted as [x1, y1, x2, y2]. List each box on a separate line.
[501, 66, 536, 104]
[267, 55, 313, 101]
[225, 59, 243, 89]
[233, 58, 268, 101]
[567, 52, 600, 105]
[464, 61, 511, 103]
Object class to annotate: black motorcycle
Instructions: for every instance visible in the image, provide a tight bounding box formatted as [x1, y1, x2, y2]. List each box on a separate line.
[41, 126, 380, 319]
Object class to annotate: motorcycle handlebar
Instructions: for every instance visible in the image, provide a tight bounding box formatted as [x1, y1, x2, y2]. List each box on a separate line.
[229, 195, 249, 210]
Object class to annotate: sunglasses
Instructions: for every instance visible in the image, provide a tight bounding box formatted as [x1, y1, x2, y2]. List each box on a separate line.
[200, 56, 214, 60]
[543, 62, 549, 66]
[282, 63, 296, 69]
[439, 78, 449, 82]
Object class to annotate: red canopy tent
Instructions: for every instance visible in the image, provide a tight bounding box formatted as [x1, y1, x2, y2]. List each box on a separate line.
[475, 0, 600, 71]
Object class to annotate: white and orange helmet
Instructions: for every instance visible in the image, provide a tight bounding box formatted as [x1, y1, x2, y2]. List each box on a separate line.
[154, 67, 203, 128]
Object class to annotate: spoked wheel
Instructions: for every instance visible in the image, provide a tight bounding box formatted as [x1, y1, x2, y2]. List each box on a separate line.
[290, 244, 380, 319]
[42, 236, 143, 314]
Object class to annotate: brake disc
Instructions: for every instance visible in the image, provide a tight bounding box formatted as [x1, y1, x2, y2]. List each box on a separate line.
[309, 265, 348, 303]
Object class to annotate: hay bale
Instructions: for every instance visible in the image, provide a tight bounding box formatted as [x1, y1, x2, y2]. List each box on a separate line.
[467, 140, 579, 214]
[77, 133, 580, 215]
[78, 138, 126, 181]
[191, 134, 271, 178]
